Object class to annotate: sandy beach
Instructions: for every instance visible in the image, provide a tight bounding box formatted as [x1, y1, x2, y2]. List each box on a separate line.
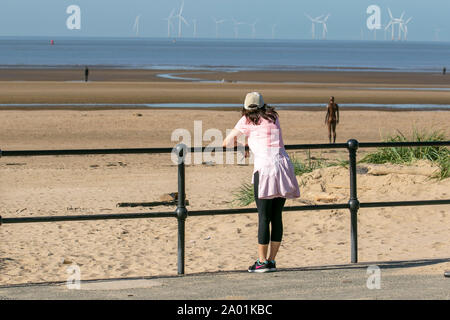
[0, 69, 449, 285]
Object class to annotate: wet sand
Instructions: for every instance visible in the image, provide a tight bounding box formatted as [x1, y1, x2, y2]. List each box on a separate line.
[1, 68, 450, 105]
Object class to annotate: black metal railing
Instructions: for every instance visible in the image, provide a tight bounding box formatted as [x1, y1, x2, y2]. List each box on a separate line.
[1, 140, 449, 275]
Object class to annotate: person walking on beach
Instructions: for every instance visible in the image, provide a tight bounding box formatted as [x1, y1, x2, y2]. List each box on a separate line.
[325, 96, 339, 143]
[222, 92, 300, 273]
[84, 66, 89, 82]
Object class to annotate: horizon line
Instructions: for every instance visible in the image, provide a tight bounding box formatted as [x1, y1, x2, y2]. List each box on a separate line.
[0, 35, 447, 43]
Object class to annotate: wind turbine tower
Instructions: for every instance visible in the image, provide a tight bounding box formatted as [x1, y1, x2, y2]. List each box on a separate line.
[192, 19, 198, 38]
[249, 20, 258, 38]
[434, 28, 441, 41]
[133, 15, 141, 37]
[272, 24, 277, 39]
[163, 9, 176, 38]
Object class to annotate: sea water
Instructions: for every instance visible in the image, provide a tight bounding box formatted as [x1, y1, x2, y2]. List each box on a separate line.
[0, 37, 449, 72]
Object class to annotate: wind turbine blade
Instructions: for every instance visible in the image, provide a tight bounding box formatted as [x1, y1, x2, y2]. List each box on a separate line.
[315, 15, 324, 21]
[388, 8, 393, 19]
[405, 17, 413, 24]
[400, 12, 405, 20]
[181, 16, 189, 26]
[305, 13, 314, 21]
[385, 21, 392, 30]
[180, 0, 184, 14]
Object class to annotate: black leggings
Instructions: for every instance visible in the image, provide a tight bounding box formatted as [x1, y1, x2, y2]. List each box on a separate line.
[253, 172, 286, 245]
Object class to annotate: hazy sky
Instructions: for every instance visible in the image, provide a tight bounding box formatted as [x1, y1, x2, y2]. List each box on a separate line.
[0, 0, 447, 41]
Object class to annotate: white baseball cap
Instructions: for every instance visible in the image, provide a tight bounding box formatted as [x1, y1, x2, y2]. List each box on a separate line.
[244, 92, 265, 110]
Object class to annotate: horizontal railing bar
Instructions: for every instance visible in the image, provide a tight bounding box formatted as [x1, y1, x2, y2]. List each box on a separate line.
[187, 204, 350, 216]
[358, 141, 450, 148]
[284, 143, 349, 150]
[360, 199, 450, 208]
[0, 205, 348, 224]
[0, 145, 340, 157]
[2, 141, 448, 157]
[2, 199, 448, 224]
[0, 212, 175, 224]
[1, 148, 175, 157]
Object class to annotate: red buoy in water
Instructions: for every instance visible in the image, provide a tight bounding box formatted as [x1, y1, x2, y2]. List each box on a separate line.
[51, 40, 54, 45]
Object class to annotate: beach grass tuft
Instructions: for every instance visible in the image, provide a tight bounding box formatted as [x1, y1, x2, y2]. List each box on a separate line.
[232, 182, 255, 207]
[290, 151, 325, 176]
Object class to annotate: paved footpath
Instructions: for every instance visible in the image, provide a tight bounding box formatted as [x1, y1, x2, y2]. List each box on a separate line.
[1, 263, 449, 300]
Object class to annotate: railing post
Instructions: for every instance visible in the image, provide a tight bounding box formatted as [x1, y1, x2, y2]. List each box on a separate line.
[174, 144, 188, 275]
[347, 139, 360, 264]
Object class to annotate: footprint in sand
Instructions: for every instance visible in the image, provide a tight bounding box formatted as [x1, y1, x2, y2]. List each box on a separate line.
[432, 242, 444, 250]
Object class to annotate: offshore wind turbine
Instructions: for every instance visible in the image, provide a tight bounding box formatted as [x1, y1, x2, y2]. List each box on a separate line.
[271, 24, 277, 39]
[305, 14, 324, 39]
[400, 17, 413, 41]
[192, 19, 198, 38]
[434, 28, 441, 41]
[212, 17, 226, 38]
[163, 9, 176, 37]
[133, 15, 141, 37]
[232, 18, 245, 38]
[318, 14, 330, 39]
[249, 20, 258, 38]
[176, 0, 189, 38]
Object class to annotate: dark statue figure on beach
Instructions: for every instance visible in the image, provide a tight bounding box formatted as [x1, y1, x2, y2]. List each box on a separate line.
[325, 96, 339, 144]
[84, 66, 89, 82]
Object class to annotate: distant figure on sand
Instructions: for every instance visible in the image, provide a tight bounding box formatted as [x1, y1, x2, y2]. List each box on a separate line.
[223, 92, 300, 273]
[84, 67, 89, 82]
[443, 67, 446, 75]
[325, 96, 339, 143]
